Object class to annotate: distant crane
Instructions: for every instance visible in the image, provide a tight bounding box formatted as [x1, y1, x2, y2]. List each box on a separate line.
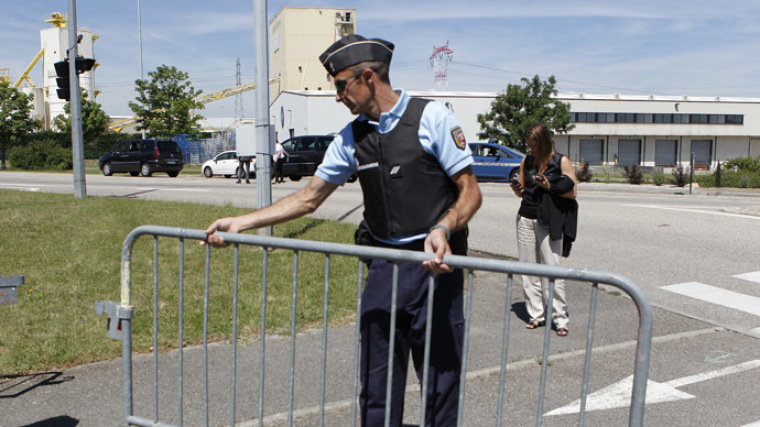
[429, 41, 453, 90]
[106, 82, 256, 132]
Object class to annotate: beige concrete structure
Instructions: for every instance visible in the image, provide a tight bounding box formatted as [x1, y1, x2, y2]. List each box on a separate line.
[268, 7, 356, 98]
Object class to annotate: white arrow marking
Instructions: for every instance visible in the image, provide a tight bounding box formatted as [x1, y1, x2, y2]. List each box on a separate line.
[734, 271, 760, 284]
[546, 359, 760, 416]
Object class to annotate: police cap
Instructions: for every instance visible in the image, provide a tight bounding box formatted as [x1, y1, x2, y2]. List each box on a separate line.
[319, 34, 394, 76]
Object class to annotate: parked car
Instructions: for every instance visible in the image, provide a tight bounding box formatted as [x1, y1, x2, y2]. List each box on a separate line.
[99, 139, 184, 177]
[202, 151, 255, 179]
[280, 134, 336, 182]
[468, 141, 524, 182]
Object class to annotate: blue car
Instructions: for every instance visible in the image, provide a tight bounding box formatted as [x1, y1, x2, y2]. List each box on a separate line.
[468, 142, 524, 182]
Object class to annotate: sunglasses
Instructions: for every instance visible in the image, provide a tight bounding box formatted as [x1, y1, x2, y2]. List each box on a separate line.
[334, 70, 364, 94]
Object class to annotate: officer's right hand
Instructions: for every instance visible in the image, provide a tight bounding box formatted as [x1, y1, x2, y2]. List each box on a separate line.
[202, 217, 239, 248]
[423, 228, 453, 274]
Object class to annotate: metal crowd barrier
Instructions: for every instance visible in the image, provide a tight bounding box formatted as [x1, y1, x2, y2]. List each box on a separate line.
[97, 225, 653, 427]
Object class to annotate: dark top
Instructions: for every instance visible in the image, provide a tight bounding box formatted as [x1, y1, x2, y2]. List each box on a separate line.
[518, 153, 562, 219]
[519, 152, 578, 257]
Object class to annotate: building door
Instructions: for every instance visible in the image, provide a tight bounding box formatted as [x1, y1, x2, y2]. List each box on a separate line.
[579, 139, 604, 165]
[618, 139, 642, 166]
[691, 140, 713, 169]
[655, 140, 678, 166]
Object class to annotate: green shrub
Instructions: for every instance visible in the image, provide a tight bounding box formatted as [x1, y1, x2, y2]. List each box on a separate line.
[696, 170, 760, 188]
[725, 156, 760, 173]
[9, 138, 73, 171]
[649, 171, 667, 186]
[623, 164, 643, 184]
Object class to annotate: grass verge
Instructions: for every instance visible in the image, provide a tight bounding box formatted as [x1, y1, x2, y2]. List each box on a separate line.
[0, 189, 359, 375]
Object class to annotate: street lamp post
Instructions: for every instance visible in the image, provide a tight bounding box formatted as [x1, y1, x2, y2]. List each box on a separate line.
[68, 0, 86, 198]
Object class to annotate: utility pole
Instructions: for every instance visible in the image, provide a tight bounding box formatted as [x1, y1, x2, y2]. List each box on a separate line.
[68, 0, 86, 198]
[253, 0, 273, 235]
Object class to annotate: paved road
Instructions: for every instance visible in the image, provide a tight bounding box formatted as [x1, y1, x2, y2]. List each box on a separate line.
[2, 172, 760, 426]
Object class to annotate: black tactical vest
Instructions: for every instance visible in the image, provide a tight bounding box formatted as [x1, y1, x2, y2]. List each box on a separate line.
[352, 98, 458, 239]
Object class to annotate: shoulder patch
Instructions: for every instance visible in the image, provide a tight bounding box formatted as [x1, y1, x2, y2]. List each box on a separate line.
[450, 127, 466, 150]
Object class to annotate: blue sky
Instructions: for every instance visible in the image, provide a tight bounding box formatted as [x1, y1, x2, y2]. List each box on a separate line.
[4, 1, 760, 118]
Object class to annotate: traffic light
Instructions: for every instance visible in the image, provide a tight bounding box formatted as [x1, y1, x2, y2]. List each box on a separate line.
[54, 60, 70, 101]
[53, 57, 96, 101]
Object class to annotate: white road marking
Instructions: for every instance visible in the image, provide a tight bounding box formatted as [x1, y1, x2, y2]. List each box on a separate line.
[624, 204, 760, 220]
[661, 282, 760, 317]
[136, 187, 210, 193]
[0, 184, 41, 192]
[734, 271, 760, 284]
[546, 359, 760, 416]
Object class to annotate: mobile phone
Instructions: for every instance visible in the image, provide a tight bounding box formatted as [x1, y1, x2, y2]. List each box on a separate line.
[533, 175, 545, 182]
[510, 177, 520, 185]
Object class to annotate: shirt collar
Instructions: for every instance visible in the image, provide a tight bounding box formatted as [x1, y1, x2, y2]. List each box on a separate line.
[359, 89, 408, 133]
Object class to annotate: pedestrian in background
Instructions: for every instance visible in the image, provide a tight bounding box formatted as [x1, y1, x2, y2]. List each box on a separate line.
[272, 138, 288, 183]
[203, 34, 481, 426]
[510, 123, 578, 337]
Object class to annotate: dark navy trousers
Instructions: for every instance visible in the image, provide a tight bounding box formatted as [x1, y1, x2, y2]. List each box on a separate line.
[359, 260, 464, 427]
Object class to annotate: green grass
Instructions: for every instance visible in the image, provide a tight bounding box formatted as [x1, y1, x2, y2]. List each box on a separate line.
[0, 189, 359, 375]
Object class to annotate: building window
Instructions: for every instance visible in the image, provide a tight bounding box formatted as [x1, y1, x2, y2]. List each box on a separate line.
[617, 113, 635, 123]
[571, 112, 743, 125]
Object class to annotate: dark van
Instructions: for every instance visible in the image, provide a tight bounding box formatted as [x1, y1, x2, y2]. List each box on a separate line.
[99, 139, 184, 177]
[280, 134, 335, 181]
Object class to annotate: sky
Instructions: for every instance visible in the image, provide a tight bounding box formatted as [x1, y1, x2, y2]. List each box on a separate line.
[4, 1, 760, 118]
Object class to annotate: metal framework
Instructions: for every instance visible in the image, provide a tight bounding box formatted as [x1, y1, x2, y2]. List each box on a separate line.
[97, 225, 653, 427]
[430, 41, 454, 91]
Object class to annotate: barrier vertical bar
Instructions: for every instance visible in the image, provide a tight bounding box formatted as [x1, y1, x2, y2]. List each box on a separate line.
[152, 236, 160, 424]
[203, 244, 211, 427]
[578, 283, 599, 427]
[229, 245, 240, 426]
[319, 254, 331, 426]
[288, 251, 300, 426]
[178, 238, 185, 427]
[258, 248, 269, 426]
[418, 273, 435, 426]
[536, 278, 556, 427]
[456, 270, 475, 426]
[350, 261, 364, 427]
[383, 264, 400, 427]
[496, 273, 515, 427]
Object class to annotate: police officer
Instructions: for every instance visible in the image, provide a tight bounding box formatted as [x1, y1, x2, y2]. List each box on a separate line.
[203, 34, 482, 426]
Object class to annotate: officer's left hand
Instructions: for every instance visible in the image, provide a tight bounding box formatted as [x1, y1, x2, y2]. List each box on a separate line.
[423, 228, 453, 274]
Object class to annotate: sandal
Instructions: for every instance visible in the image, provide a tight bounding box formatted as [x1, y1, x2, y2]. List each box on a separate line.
[556, 328, 569, 337]
[525, 320, 545, 330]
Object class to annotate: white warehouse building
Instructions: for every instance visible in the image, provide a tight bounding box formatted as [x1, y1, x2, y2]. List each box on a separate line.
[271, 90, 760, 171]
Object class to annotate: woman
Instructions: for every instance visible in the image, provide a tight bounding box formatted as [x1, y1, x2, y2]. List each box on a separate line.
[510, 123, 578, 337]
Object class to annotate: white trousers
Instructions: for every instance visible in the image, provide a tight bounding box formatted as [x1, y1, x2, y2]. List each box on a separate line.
[516, 215, 568, 329]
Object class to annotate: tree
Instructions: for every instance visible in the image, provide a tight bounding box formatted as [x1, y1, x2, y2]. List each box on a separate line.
[0, 80, 39, 169]
[128, 65, 205, 138]
[53, 90, 110, 145]
[476, 75, 574, 153]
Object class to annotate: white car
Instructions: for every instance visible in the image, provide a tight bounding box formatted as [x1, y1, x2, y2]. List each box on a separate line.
[202, 151, 255, 178]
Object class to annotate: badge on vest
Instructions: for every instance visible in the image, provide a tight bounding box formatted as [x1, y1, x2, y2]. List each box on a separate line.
[451, 126, 466, 150]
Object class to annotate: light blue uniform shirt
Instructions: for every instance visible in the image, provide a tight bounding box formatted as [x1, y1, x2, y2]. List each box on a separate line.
[316, 89, 474, 245]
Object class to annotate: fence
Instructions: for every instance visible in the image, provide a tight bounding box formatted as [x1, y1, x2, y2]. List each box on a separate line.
[97, 225, 652, 427]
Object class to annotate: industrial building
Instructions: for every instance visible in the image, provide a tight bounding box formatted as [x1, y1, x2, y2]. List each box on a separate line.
[271, 89, 760, 171]
[7, 12, 98, 131]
